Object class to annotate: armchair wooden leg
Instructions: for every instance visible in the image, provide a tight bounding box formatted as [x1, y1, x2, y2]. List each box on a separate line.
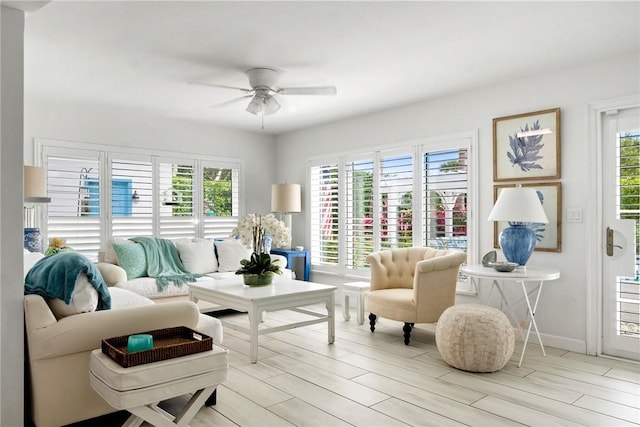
[369, 313, 377, 332]
[403, 323, 413, 345]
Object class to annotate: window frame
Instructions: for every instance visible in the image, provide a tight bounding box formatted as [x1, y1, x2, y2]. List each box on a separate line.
[307, 131, 478, 293]
[35, 138, 244, 261]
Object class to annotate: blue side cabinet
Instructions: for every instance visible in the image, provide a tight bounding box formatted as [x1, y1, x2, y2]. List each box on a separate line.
[270, 248, 311, 281]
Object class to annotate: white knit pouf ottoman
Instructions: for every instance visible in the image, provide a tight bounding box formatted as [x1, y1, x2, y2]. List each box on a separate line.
[436, 304, 514, 372]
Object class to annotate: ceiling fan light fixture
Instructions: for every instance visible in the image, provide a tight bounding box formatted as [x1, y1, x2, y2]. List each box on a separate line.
[263, 95, 281, 116]
[245, 95, 263, 115]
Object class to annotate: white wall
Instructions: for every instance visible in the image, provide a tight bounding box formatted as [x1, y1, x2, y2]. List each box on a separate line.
[275, 51, 640, 353]
[1, 5, 26, 426]
[24, 97, 277, 214]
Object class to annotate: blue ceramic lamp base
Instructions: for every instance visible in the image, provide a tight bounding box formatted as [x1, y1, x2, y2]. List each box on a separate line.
[499, 223, 536, 266]
[24, 228, 43, 253]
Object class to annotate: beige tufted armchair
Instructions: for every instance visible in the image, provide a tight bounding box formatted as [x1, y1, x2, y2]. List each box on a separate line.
[366, 247, 467, 345]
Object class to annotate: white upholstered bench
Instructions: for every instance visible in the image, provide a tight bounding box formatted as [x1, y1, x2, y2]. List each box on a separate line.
[90, 346, 228, 426]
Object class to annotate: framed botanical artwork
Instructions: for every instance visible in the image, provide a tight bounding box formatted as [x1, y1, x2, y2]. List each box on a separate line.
[493, 108, 561, 182]
[493, 182, 562, 252]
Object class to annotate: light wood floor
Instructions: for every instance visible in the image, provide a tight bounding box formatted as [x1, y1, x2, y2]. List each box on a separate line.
[73, 306, 640, 427]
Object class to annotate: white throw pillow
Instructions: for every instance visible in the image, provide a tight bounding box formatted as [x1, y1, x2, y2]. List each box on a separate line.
[175, 238, 218, 274]
[215, 239, 252, 272]
[23, 249, 44, 280]
[47, 273, 100, 318]
[103, 237, 134, 265]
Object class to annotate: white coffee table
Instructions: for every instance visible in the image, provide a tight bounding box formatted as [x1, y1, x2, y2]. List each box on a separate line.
[189, 277, 336, 363]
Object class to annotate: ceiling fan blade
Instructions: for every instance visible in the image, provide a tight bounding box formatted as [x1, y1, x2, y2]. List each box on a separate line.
[277, 86, 337, 96]
[189, 81, 253, 93]
[212, 94, 253, 108]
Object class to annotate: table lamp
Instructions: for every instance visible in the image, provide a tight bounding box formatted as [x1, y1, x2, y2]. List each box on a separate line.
[24, 166, 51, 252]
[271, 183, 301, 248]
[487, 185, 548, 266]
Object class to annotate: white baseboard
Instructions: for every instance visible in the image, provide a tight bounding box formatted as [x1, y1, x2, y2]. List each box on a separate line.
[514, 328, 587, 354]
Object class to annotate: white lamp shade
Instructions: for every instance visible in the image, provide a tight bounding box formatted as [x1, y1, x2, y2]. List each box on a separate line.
[487, 187, 548, 223]
[271, 183, 301, 213]
[24, 166, 51, 203]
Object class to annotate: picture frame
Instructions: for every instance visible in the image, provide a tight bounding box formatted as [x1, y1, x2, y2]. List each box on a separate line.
[493, 108, 561, 182]
[493, 182, 562, 252]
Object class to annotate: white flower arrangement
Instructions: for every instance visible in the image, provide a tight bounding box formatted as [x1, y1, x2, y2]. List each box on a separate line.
[231, 213, 291, 250]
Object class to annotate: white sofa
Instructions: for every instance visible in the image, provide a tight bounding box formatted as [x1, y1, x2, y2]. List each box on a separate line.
[25, 290, 226, 427]
[96, 237, 290, 308]
[23, 251, 226, 427]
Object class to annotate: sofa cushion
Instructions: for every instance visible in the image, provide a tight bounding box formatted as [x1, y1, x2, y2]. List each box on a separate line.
[112, 242, 147, 279]
[47, 273, 100, 318]
[215, 239, 251, 272]
[175, 238, 218, 274]
[103, 237, 134, 265]
[109, 287, 155, 309]
[114, 276, 218, 300]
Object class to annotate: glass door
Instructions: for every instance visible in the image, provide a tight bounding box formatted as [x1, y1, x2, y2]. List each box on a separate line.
[601, 106, 639, 360]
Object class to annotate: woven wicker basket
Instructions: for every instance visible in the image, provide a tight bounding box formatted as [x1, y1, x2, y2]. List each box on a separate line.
[102, 326, 212, 368]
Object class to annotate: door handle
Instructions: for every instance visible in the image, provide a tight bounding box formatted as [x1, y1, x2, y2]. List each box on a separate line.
[606, 226, 623, 256]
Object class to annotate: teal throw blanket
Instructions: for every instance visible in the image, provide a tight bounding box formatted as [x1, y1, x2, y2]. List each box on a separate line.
[25, 251, 111, 310]
[130, 237, 202, 291]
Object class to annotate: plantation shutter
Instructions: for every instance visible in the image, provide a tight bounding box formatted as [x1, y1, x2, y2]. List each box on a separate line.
[158, 159, 196, 239]
[345, 156, 374, 270]
[45, 152, 102, 260]
[202, 161, 240, 239]
[110, 155, 154, 239]
[310, 161, 340, 268]
[423, 147, 469, 251]
[379, 151, 414, 250]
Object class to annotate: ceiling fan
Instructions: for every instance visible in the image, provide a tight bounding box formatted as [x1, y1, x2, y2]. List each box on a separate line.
[193, 67, 337, 117]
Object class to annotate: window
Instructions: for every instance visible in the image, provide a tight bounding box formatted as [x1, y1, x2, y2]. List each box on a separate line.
[158, 159, 196, 240]
[46, 151, 102, 255]
[110, 155, 153, 239]
[379, 151, 414, 250]
[309, 132, 477, 290]
[423, 148, 468, 251]
[202, 162, 240, 239]
[617, 130, 639, 338]
[309, 161, 340, 269]
[345, 156, 374, 270]
[39, 140, 241, 261]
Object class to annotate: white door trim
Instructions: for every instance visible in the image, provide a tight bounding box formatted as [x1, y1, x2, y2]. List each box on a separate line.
[587, 93, 640, 356]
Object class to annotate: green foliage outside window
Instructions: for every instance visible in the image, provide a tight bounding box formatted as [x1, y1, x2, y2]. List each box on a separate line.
[397, 192, 413, 248]
[203, 167, 233, 217]
[168, 167, 234, 217]
[170, 174, 192, 216]
[351, 170, 373, 268]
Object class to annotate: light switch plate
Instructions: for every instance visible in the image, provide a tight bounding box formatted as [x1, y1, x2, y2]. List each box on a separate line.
[567, 208, 583, 223]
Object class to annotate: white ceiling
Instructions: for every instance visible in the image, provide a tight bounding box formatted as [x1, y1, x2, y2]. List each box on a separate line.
[21, 1, 640, 135]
